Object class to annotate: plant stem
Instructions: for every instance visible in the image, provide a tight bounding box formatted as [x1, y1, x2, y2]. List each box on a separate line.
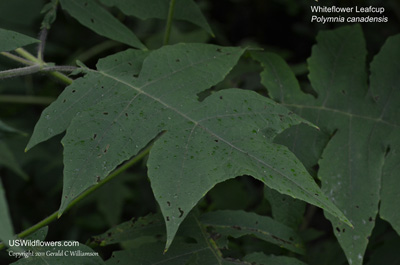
[163, 0, 176, 45]
[0, 95, 55, 105]
[49, 71, 73, 85]
[0, 145, 152, 251]
[15, 48, 41, 64]
[0, 65, 76, 82]
[0, 52, 35, 66]
[0, 65, 41, 79]
[37, 28, 48, 61]
[13, 48, 73, 85]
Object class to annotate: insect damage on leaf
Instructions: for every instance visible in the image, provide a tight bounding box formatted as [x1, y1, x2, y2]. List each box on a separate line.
[28, 43, 349, 251]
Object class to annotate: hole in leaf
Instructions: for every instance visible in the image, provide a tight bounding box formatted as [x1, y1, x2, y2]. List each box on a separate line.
[166, 216, 170, 221]
[384, 145, 391, 157]
[167, 201, 171, 206]
[93, 134, 97, 139]
[216, 48, 222, 53]
[91, 18, 94, 23]
[72, 89, 76, 93]
[336, 227, 340, 233]
[103, 112, 108, 115]
[176, 59, 180, 62]
[104, 144, 110, 153]
[133, 74, 139, 78]
[178, 208, 184, 218]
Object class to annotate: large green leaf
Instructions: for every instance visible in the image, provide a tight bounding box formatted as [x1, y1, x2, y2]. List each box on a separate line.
[99, 0, 214, 36]
[372, 35, 400, 237]
[200, 210, 305, 254]
[27, 43, 349, 250]
[59, 0, 146, 50]
[0, 28, 39, 52]
[254, 25, 400, 265]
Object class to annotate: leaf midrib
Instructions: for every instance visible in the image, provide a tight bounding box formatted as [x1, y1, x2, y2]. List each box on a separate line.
[283, 103, 399, 128]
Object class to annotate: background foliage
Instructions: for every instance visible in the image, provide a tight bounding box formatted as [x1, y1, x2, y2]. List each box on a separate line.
[1, 0, 400, 264]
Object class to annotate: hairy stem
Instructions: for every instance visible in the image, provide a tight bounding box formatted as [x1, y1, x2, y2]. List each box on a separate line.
[0, 145, 152, 250]
[37, 28, 48, 61]
[163, 0, 177, 45]
[0, 65, 76, 81]
[0, 65, 41, 79]
[13, 48, 73, 85]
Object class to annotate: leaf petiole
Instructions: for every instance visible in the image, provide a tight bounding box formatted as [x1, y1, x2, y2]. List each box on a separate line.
[163, 0, 177, 45]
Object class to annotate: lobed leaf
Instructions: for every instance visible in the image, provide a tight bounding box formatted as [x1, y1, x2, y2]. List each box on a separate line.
[254, 25, 400, 265]
[200, 210, 305, 255]
[59, 0, 146, 50]
[0, 28, 39, 52]
[28, 43, 349, 250]
[371, 34, 400, 236]
[99, 0, 214, 36]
